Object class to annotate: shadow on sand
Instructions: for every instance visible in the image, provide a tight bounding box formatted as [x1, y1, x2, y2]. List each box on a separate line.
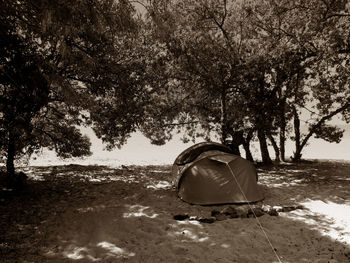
[0, 162, 349, 262]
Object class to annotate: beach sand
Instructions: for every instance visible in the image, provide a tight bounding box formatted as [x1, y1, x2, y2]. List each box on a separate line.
[0, 160, 349, 262]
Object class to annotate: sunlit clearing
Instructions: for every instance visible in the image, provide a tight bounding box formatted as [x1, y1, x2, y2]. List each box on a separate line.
[147, 180, 172, 190]
[168, 227, 209, 242]
[63, 246, 98, 261]
[288, 169, 304, 173]
[97, 242, 135, 257]
[123, 205, 158, 218]
[77, 205, 106, 213]
[71, 172, 138, 183]
[282, 200, 350, 245]
[267, 181, 306, 187]
[176, 220, 203, 227]
[26, 172, 45, 181]
[65, 247, 86, 260]
[150, 170, 167, 173]
[221, 243, 230, 248]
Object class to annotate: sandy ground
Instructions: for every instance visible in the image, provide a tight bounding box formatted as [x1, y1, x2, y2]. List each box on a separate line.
[0, 160, 350, 263]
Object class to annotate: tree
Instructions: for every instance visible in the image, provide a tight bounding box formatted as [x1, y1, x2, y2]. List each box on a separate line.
[0, 1, 94, 178]
[241, 0, 350, 162]
[94, 0, 349, 165]
[0, 0, 145, 178]
[278, 0, 350, 161]
[291, 54, 350, 160]
[136, 0, 268, 162]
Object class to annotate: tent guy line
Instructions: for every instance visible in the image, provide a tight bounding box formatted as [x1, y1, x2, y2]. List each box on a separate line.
[172, 142, 282, 262]
[227, 164, 283, 263]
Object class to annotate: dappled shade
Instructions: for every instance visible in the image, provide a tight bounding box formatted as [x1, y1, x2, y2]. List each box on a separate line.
[1, 162, 350, 262]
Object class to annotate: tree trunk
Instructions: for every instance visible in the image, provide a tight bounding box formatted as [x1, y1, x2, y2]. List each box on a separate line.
[6, 131, 16, 177]
[255, 65, 272, 164]
[220, 86, 228, 144]
[279, 100, 286, 161]
[227, 131, 244, 156]
[267, 134, 280, 162]
[292, 106, 302, 161]
[292, 101, 349, 161]
[242, 141, 253, 162]
[279, 128, 286, 161]
[228, 143, 241, 156]
[257, 129, 272, 164]
[242, 129, 254, 162]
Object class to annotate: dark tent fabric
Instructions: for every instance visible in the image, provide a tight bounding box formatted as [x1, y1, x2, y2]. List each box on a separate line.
[172, 142, 264, 205]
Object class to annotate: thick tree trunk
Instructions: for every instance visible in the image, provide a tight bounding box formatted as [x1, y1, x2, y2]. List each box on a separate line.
[257, 129, 272, 164]
[227, 131, 244, 156]
[242, 141, 253, 162]
[228, 144, 241, 156]
[242, 129, 254, 162]
[279, 129, 286, 161]
[292, 106, 302, 161]
[6, 132, 16, 177]
[267, 134, 280, 162]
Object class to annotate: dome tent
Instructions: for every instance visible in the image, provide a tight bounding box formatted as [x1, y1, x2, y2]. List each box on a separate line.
[172, 142, 263, 205]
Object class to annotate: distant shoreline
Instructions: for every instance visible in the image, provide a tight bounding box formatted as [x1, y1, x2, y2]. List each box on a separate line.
[18, 158, 350, 168]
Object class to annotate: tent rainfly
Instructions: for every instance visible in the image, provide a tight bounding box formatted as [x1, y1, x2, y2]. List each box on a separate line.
[172, 142, 264, 205]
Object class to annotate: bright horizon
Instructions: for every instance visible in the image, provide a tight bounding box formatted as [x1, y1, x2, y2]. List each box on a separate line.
[29, 123, 350, 167]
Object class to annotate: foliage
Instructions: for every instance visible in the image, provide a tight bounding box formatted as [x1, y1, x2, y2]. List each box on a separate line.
[0, 0, 145, 175]
[136, 0, 350, 163]
[1, 0, 350, 171]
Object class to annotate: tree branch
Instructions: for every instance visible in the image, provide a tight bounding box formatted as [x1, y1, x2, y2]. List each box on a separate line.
[300, 100, 350, 150]
[326, 13, 350, 19]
